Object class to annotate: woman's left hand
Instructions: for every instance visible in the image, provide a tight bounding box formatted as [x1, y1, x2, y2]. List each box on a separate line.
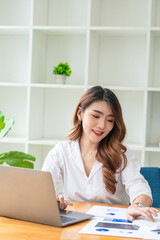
[126, 204, 159, 222]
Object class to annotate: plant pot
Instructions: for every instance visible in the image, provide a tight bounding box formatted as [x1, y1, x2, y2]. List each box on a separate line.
[55, 74, 66, 84]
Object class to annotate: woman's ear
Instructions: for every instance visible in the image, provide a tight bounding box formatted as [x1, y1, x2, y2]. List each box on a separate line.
[77, 106, 83, 121]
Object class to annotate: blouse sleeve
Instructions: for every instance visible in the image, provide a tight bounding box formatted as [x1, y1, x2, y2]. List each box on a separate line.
[121, 148, 152, 204]
[42, 144, 63, 188]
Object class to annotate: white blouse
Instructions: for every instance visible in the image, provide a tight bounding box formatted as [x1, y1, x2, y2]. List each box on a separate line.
[42, 140, 152, 205]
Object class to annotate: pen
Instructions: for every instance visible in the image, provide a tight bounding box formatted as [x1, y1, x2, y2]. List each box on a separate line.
[64, 201, 73, 206]
[57, 200, 73, 206]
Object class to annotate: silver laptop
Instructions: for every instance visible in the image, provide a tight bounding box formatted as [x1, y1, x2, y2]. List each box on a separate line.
[0, 166, 93, 227]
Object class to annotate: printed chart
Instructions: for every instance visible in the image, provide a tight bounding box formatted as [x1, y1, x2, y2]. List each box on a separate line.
[79, 206, 160, 239]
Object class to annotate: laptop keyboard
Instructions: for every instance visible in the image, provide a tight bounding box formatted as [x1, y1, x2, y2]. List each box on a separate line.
[61, 215, 77, 223]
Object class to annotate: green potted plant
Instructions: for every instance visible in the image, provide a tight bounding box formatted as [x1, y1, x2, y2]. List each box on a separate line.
[0, 110, 36, 169]
[53, 62, 72, 84]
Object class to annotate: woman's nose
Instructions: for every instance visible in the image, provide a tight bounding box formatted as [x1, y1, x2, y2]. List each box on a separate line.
[97, 119, 105, 129]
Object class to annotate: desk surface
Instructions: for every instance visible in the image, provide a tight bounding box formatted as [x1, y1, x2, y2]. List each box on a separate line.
[0, 201, 152, 240]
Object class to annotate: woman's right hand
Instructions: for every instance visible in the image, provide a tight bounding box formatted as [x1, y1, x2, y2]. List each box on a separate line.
[56, 194, 67, 210]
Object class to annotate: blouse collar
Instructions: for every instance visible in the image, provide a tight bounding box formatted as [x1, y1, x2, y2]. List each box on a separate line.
[71, 139, 103, 179]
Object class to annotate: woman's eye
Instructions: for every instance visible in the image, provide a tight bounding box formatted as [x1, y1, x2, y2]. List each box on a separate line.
[107, 119, 114, 123]
[92, 115, 99, 119]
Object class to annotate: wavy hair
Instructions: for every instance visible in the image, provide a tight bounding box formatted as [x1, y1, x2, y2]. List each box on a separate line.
[67, 86, 127, 194]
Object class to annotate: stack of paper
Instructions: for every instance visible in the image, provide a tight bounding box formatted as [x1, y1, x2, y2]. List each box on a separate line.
[79, 206, 160, 239]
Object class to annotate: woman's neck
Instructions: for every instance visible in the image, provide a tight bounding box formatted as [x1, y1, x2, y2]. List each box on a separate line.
[78, 136, 98, 177]
[79, 136, 98, 156]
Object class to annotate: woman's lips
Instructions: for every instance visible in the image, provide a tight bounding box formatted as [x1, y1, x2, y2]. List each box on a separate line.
[92, 130, 104, 136]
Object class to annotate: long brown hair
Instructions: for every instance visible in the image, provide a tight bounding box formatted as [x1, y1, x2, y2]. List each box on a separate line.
[67, 86, 127, 194]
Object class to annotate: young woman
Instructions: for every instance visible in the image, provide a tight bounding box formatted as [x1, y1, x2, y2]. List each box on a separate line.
[42, 86, 158, 221]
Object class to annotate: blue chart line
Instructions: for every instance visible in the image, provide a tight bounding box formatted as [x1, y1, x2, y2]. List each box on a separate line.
[103, 218, 132, 223]
[96, 228, 109, 232]
[119, 230, 133, 234]
[105, 213, 116, 216]
[95, 222, 139, 231]
[107, 208, 119, 212]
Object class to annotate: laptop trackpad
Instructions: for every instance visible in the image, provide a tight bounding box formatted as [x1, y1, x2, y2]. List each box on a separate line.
[60, 215, 77, 224]
[60, 209, 92, 225]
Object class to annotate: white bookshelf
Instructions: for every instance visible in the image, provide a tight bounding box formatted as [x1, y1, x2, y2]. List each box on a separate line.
[0, 0, 160, 169]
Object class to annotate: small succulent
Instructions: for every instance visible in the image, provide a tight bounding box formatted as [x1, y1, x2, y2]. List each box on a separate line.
[53, 62, 72, 77]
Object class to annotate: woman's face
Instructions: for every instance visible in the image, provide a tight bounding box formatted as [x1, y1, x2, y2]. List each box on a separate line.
[78, 100, 115, 145]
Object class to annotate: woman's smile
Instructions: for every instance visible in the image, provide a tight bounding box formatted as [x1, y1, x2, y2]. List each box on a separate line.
[92, 130, 104, 136]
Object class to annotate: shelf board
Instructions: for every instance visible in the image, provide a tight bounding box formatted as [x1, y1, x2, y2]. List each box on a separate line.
[90, 27, 147, 36]
[0, 26, 149, 36]
[32, 26, 87, 35]
[30, 83, 85, 89]
[125, 143, 143, 150]
[2, 84, 159, 91]
[28, 140, 144, 151]
[145, 145, 160, 152]
[0, 82, 28, 87]
[151, 27, 160, 34]
[28, 139, 64, 146]
[148, 87, 160, 92]
[0, 137, 26, 144]
[0, 26, 30, 35]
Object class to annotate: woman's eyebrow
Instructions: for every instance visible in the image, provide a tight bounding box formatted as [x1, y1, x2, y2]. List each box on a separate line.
[92, 110, 103, 114]
[92, 110, 114, 117]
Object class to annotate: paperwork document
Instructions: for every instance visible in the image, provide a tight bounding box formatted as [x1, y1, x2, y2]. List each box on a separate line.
[79, 206, 160, 239]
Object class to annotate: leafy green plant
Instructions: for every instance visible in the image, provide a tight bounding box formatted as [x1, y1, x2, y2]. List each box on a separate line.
[53, 62, 72, 76]
[0, 111, 36, 169]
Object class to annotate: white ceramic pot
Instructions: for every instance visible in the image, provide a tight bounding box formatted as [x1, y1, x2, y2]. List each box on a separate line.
[55, 74, 66, 84]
